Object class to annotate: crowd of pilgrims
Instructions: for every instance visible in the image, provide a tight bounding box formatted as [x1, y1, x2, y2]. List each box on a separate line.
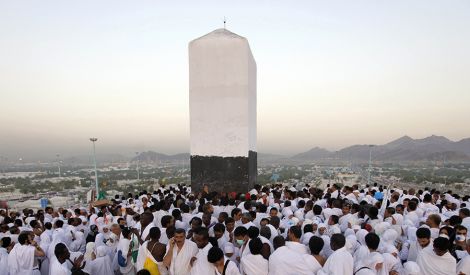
[1, 182, 470, 275]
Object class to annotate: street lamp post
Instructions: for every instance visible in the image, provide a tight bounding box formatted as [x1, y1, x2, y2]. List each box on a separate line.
[90, 138, 99, 199]
[135, 152, 140, 181]
[367, 145, 374, 186]
[56, 154, 61, 177]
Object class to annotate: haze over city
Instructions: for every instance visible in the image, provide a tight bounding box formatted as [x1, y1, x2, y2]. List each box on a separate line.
[1, 0, 470, 159]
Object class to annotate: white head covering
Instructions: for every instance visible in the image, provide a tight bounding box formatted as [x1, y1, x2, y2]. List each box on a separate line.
[90, 242, 115, 275]
[346, 234, 358, 254]
[390, 214, 403, 236]
[374, 222, 390, 236]
[403, 261, 420, 275]
[356, 229, 369, 246]
[47, 229, 67, 260]
[70, 230, 84, 251]
[378, 229, 398, 254]
[106, 232, 118, 247]
[99, 224, 110, 234]
[317, 223, 327, 236]
[96, 245, 107, 258]
[84, 242, 96, 261]
[224, 243, 234, 254]
[382, 229, 398, 245]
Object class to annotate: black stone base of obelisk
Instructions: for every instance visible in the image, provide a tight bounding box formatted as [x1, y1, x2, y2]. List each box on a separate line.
[190, 151, 257, 194]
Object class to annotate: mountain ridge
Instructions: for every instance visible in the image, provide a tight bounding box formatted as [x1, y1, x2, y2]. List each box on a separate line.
[292, 135, 470, 162]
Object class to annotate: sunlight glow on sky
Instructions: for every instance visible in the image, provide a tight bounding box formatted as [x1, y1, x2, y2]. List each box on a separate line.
[1, 0, 469, 158]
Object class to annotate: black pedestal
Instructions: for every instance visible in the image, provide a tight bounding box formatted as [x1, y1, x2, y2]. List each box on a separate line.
[190, 151, 257, 194]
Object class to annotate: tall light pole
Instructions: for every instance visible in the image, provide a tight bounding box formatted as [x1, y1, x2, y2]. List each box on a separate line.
[90, 138, 99, 199]
[19, 157, 23, 171]
[135, 152, 140, 181]
[56, 154, 61, 177]
[367, 145, 374, 186]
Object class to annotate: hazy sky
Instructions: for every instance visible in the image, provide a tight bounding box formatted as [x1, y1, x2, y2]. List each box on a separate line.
[1, 0, 469, 159]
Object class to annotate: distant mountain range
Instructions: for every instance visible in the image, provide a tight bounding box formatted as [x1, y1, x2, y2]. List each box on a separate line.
[292, 135, 470, 162]
[57, 135, 470, 165]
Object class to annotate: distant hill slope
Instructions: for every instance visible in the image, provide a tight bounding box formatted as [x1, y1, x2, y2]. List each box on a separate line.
[292, 147, 335, 160]
[132, 151, 190, 163]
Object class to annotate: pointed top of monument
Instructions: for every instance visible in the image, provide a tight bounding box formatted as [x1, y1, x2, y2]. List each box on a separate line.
[190, 28, 247, 44]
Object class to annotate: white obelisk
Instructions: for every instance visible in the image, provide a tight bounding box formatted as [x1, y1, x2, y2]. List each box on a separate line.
[189, 28, 257, 193]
